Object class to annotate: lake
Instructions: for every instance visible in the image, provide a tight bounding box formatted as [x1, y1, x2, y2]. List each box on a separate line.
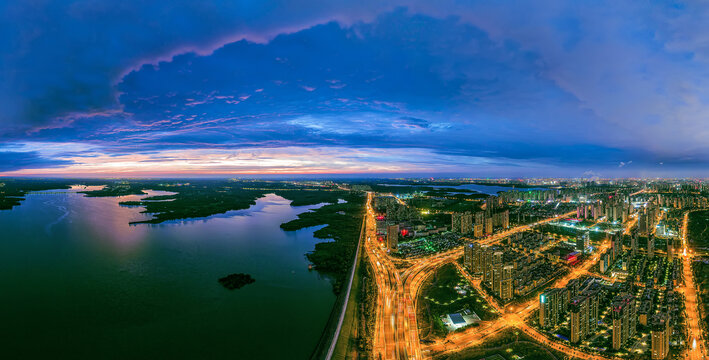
[0, 187, 335, 359]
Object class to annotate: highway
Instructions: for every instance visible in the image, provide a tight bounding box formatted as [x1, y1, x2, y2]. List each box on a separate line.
[363, 207, 577, 359]
[365, 194, 414, 359]
[361, 189, 706, 360]
[623, 213, 638, 235]
[363, 197, 706, 360]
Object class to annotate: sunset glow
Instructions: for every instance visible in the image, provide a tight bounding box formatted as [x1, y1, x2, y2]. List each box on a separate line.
[2, 1, 709, 177]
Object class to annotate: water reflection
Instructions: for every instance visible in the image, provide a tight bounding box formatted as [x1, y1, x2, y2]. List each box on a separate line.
[0, 191, 336, 358]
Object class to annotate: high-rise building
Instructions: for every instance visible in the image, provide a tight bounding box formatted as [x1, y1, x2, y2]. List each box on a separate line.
[486, 196, 498, 213]
[570, 295, 589, 343]
[492, 251, 503, 295]
[667, 238, 674, 261]
[387, 224, 399, 251]
[464, 243, 474, 270]
[587, 291, 599, 333]
[468, 243, 480, 274]
[501, 265, 514, 301]
[612, 308, 624, 349]
[492, 251, 503, 265]
[501, 210, 510, 229]
[376, 217, 387, 235]
[540, 288, 564, 328]
[631, 228, 638, 257]
[474, 224, 483, 238]
[452, 212, 473, 234]
[462, 213, 473, 234]
[639, 212, 649, 236]
[540, 289, 554, 328]
[638, 301, 652, 326]
[474, 211, 485, 226]
[472, 243, 484, 274]
[566, 278, 581, 299]
[600, 252, 610, 273]
[651, 313, 671, 359]
[482, 246, 493, 283]
[577, 232, 590, 253]
[612, 294, 637, 350]
[611, 204, 620, 222]
[648, 234, 655, 259]
[452, 213, 462, 233]
[611, 232, 623, 261]
[558, 288, 569, 315]
[485, 217, 493, 235]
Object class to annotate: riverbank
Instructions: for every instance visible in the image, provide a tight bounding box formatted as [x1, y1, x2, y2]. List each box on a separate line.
[0, 187, 337, 359]
[281, 192, 366, 293]
[0, 179, 75, 209]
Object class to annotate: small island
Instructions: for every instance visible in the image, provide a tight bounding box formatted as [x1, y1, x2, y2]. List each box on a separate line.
[218, 273, 255, 290]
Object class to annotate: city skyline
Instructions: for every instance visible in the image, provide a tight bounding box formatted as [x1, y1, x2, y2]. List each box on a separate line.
[0, 177, 706, 359]
[3, 1, 709, 178]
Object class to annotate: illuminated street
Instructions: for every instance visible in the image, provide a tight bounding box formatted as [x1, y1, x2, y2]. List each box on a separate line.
[681, 211, 707, 360]
[363, 207, 580, 359]
[5, 3, 709, 359]
[359, 188, 704, 360]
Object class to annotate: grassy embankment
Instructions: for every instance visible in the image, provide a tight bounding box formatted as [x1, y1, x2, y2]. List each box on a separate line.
[326, 254, 377, 360]
[290, 193, 369, 360]
[280, 192, 366, 293]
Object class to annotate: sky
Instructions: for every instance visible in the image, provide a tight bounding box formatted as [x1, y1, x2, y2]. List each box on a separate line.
[1, 0, 709, 178]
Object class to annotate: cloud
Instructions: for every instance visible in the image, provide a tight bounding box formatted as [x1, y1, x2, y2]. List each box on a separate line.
[394, 116, 430, 130]
[583, 170, 601, 178]
[3, 2, 709, 176]
[0, 146, 557, 177]
[0, 151, 74, 172]
[74, 11, 617, 162]
[0, 0, 401, 129]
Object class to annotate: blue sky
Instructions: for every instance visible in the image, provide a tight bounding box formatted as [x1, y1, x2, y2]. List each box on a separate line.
[1, 0, 708, 177]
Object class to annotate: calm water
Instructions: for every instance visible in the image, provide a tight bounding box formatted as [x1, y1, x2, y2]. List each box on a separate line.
[0, 188, 335, 359]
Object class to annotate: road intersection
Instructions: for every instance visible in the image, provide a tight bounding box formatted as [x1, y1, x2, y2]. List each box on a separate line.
[361, 201, 707, 359]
